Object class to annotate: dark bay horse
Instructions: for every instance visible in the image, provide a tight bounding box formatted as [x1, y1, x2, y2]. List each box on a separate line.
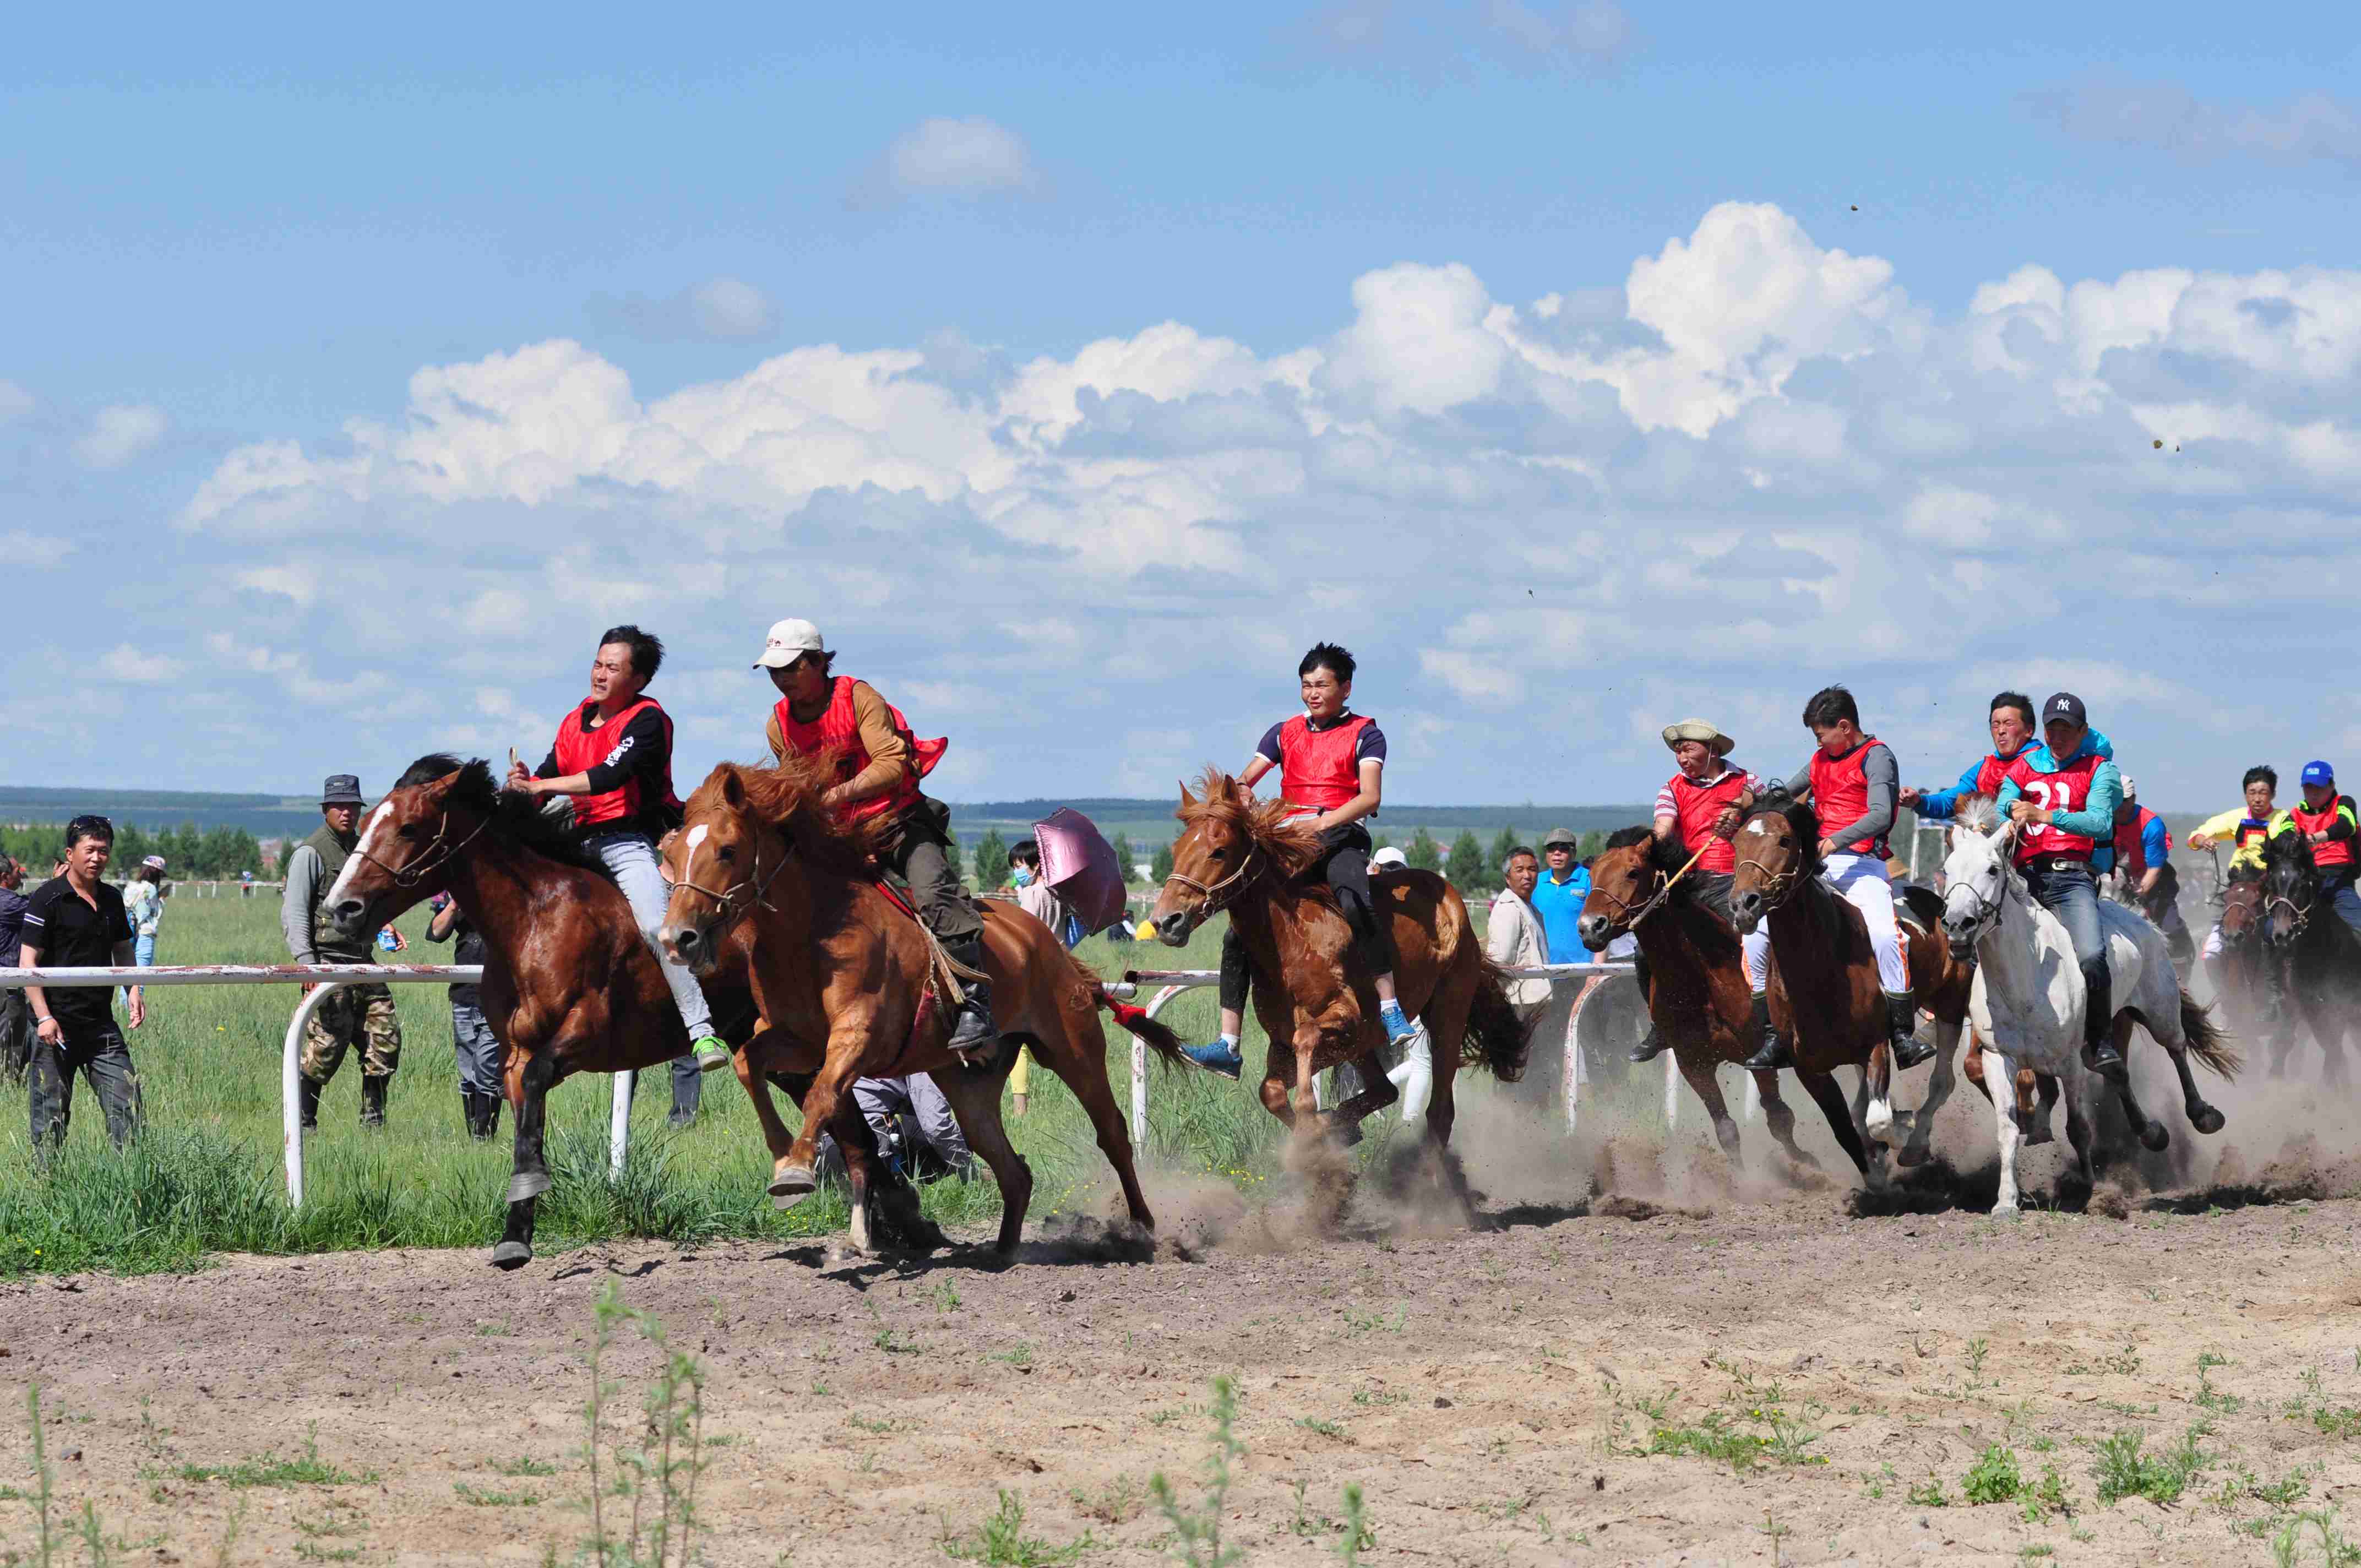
[1147, 770, 1530, 1175]
[2261, 831, 2361, 1088]
[2211, 866, 2290, 1071]
[324, 755, 928, 1269]
[1577, 828, 1870, 1175]
[1724, 793, 1974, 1187]
[659, 759, 1181, 1255]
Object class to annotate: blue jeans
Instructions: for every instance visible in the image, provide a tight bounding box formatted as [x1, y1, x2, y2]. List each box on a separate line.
[586, 830, 714, 1124]
[2326, 871, 2361, 937]
[2024, 859, 2109, 1044]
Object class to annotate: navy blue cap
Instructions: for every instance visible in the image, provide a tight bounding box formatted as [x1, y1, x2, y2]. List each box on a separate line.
[2303, 760, 2335, 788]
[2042, 692, 2087, 729]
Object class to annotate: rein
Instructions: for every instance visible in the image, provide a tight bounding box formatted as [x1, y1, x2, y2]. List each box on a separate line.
[354, 809, 492, 890]
[1592, 841, 1713, 937]
[672, 822, 793, 940]
[1161, 843, 1264, 918]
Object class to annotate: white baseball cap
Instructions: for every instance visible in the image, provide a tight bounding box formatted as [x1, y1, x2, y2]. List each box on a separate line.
[1370, 846, 1408, 869]
[752, 618, 827, 669]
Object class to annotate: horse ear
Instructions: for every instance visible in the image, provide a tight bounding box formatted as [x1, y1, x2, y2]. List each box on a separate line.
[720, 767, 746, 809]
[1178, 778, 1196, 808]
[425, 767, 464, 799]
[1230, 778, 1254, 809]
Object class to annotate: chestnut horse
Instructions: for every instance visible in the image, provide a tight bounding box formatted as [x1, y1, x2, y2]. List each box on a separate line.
[1147, 770, 1531, 1166]
[322, 754, 921, 1269]
[1577, 828, 1870, 1175]
[1724, 793, 1974, 1187]
[660, 759, 1181, 1255]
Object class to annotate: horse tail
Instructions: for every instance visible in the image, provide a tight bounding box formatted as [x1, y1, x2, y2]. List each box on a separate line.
[1462, 952, 1536, 1082]
[2177, 986, 2243, 1080]
[1081, 959, 1189, 1070]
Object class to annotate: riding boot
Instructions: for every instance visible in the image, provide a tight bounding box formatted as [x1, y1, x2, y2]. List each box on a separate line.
[465, 1090, 500, 1141]
[944, 934, 997, 1055]
[1627, 950, 1668, 1063]
[359, 1075, 389, 1129]
[299, 1076, 322, 1133]
[1886, 993, 1935, 1070]
[1739, 993, 1790, 1071]
[2081, 955, 2124, 1078]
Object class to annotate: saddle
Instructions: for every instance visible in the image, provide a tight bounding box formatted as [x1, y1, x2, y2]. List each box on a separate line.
[866, 875, 992, 1064]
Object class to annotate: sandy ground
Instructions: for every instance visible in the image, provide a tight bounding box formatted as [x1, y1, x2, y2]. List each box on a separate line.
[8, 1055, 2361, 1567]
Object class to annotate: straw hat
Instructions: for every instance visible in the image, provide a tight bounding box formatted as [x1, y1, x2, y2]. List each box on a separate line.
[1661, 718, 1734, 757]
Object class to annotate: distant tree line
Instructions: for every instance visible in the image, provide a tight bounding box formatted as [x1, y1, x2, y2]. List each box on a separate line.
[0, 820, 268, 880]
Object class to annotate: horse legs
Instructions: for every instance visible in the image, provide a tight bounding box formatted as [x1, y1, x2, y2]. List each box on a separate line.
[1986, 1046, 2022, 1217]
[2023, 1072, 2059, 1145]
[1034, 1011, 1159, 1233]
[771, 1027, 876, 1199]
[735, 1033, 808, 1208]
[1848, 1065, 1892, 1190]
[1325, 1049, 1401, 1137]
[2060, 1061, 2097, 1192]
[1794, 1069, 1867, 1177]
[2106, 1013, 2169, 1153]
[1751, 1070, 1820, 1172]
[1896, 1016, 1963, 1169]
[1862, 1039, 1897, 1151]
[493, 1050, 560, 1270]
[1675, 1053, 1740, 1162]
[2139, 1008, 2227, 1136]
[929, 1067, 1036, 1255]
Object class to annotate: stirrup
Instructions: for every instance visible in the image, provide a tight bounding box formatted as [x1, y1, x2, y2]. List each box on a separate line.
[1628, 1028, 1669, 1064]
[1740, 1033, 1791, 1072]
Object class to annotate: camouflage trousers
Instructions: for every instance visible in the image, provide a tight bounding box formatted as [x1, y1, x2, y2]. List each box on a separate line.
[301, 985, 402, 1084]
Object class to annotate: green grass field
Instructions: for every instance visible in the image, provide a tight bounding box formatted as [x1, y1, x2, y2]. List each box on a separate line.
[0, 892, 1476, 1278]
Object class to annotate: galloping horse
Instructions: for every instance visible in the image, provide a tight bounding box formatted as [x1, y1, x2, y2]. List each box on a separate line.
[1945, 796, 2237, 1206]
[1149, 770, 1531, 1169]
[1577, 828, 1872, 1175]
[1724, 793, 1974, 1184]
[660, 759, 1179, 1255]
[325, 755, 913, 1268]
[2261, 830, 2361, 1089]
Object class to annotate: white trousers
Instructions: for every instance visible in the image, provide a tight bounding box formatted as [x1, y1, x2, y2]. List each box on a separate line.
[1742, 852, 1907, 995]
[589, 830, 716, 1040]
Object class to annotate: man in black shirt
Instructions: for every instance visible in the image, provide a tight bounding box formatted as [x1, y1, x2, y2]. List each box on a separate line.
[20, 816, 143, 1150]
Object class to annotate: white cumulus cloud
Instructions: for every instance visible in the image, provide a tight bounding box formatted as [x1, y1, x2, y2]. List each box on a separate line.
[100, 645, 182, 683]
[852, 117, 1040, 208]
[74, 403, 168, 469]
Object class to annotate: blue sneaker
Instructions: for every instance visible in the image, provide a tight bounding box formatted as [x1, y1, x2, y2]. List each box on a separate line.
[1379, 1000, 1418, 1046]
[1182, 1038, 1243, 1080]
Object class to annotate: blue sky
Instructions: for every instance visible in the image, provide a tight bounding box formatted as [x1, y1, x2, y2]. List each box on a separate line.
[6, 2, 2360, 810]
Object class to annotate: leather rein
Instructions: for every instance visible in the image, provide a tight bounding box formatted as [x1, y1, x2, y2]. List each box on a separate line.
[1160, 843, 1264, 919]
[671, 823, 793, 941]
[352, 809, 492, 891]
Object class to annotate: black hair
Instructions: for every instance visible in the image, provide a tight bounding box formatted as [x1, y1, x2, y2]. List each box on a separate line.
[1299, 642, 1356, 684]
[599, 624, 664, 682]
[1990, 691, 2035, 727]
[1010, 839, 1040, 867]
[1801, 685, 1859, 731]
[63, 814, 114, 850]
[1505, 845, 1537, 864]
[798, 649, 838, 678]
[2244, 765, 2278, 793]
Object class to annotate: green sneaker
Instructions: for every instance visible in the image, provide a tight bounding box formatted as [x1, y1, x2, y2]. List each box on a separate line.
[692, 1035, 732, 1073]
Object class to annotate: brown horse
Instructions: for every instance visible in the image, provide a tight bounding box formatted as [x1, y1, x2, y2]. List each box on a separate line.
[659, 759, 1180, 1256]
[2211, 866, 2288, 1070]
[321, 754, 922, 1269]
[1725, 793, 1974, 1186]
[1147, 770, 1530, 1171]
[1576, 828, 1870, 1175]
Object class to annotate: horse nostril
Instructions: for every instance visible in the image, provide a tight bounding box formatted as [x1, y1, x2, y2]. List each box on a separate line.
[674, 927, 701, 954]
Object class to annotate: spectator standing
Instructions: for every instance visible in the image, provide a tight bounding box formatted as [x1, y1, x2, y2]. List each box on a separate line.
[1004, 837, 1070, 1116]
[281, 775, 402, 1131]
[20, 816, 144, 1150]
[122, 857, 166, 967]
[0, 859, 31, 1082]
[1528, 827, 1592, 963]
[425, 895, 503, 1139]
[1486, 848, 1553, 1016]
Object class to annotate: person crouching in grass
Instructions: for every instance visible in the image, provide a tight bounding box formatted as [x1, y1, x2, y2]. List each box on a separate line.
[20, 815, 144, 1152]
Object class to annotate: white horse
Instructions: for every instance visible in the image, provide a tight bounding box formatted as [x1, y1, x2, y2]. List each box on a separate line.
[1939, 796, 2238, 1214]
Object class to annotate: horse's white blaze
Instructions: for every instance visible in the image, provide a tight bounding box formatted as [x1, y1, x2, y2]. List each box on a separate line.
[1744, 819, 1769, 836]
[324, 801, 395, 908]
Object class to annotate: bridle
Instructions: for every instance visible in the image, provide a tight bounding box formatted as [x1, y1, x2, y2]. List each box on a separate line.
[1586, 864, 1683, 937]
[1161, 842, 1263, 921]
[670, 821, 792, 941]
[352, 807, 491, 890]
[2264, 867, 2313, 941]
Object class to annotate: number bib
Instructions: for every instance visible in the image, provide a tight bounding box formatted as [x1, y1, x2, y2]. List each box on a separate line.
[2003, 753, 2101, 865]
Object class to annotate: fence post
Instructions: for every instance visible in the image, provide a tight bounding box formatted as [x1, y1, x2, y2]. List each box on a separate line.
[1129, 986, 1188, 1153]
[280, 981, 358, 1209]
[610, 1071, 634, 1178]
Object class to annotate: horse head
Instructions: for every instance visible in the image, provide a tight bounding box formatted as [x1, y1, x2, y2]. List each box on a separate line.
[1151, 767, 1321, 946]
[2261, 827, 2318, 951]
[1726, 790, 1820, 935]
[1577, 826, 1678, 950]
[324, 753, 487, 944]
[2217, 865, 2266, 946]
[1938, 794, 2019, 959]
[663, 764, 774, 978]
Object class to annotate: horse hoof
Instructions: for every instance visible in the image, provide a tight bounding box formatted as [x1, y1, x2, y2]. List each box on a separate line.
[1895, 1145, 1927, 1169]
[1988, 1204, 2022, 1222]
[2024, 1125, 2054, 1147]
[768, 1163, 817, 1199]
[2192, 1107, 2226, 1136]
[491, 1242, 532, 1270]
[2139, 1121, 2170, 1153]
[772, 1189, 810, 1211]
[505, 1172, 552, 1204]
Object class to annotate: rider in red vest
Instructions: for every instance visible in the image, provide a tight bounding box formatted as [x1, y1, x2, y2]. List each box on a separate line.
[2274, 760, 2361, 935]
[1625, 717, 1764, 1063]
[2109, 778, 2194, 966]
[755, 618, 994, 1053]
[507, 625, 730, 1111]
[1995, 691, 2128, 1076]
[1179, 642, 1413, 1081]
[1742, 685, 1930, 1072]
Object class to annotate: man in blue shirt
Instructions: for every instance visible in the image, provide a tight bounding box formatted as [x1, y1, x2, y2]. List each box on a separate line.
[1528, 827, 1591, 963]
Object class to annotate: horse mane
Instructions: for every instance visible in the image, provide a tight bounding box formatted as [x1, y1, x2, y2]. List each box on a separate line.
[1601, 824, 1693, 880]
[1175, 766, 1325, 881]
[1953, 793, 2002, 836]
[690, 755, 889, 879]
[2262, 826, 2315, 874]
[395, 754, 603, 873]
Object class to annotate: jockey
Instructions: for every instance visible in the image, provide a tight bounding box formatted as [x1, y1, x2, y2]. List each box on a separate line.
[1994, 691, 2128, 1077]
[1629, 718, 1763, 1064]
[2110, 777, 2194, 963]
[1745, 686, 1930, 1072]
[507, 625, 730, 1075]
[2190, 764, 2290, 1013]
[754, 618, 995, 1053]
[1180, 642, 1417, 1080]
[2271, 760, 2361, 935]
[1905, 689, 2116, 828]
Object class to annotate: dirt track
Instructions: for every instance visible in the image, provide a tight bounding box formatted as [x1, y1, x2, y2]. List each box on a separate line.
[10, 1076, 2361, 1567]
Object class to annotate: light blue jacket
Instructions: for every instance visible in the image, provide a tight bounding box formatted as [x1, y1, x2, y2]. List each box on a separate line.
[1914, 729, 2112, 822]
[1994, 735, 2123, 849]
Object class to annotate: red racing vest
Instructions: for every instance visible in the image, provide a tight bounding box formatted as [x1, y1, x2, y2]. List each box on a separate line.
[2288, 800, 2356, 871]
[2111, 806, 2172, 876]
[1275, 713, 1375, 813]
[553, 696, 681, 831]
[1967, 751, 2020, 798]
[1809, 737, 1892, 859]
[1666, 769, 1751, 874]
[774, 677, 946, 826]
[2004, 750, 2103, 867]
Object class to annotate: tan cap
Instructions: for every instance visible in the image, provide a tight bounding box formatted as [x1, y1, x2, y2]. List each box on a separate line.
[1661, 718, 1734, 758]
[752, 618, 826, 669]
